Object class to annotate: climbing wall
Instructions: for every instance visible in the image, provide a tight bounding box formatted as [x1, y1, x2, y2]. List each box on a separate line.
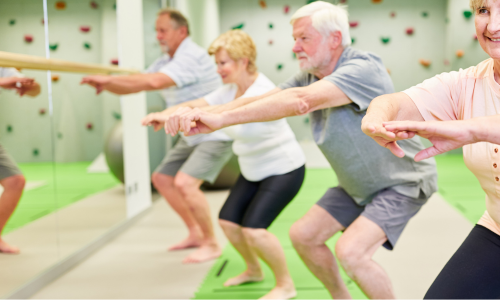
[218, 0, 481, 141]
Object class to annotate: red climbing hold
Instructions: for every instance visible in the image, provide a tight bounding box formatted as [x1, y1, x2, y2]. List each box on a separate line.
[284, 5, 290, 14]
[349, 21, 359, 28]
[406, 27, 414, 35]
[80, 26, 91, 33]
[110, 59, 119, 65]
[24, 35, 33, 43]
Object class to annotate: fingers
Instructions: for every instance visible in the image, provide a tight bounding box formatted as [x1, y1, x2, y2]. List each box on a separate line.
[383, 121, 427, 133]
[385, 141, 406, 158]
[414, 146, 442, 162]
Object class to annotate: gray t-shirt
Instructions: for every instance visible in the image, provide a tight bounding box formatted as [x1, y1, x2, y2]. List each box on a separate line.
[279, 47, 437, 205]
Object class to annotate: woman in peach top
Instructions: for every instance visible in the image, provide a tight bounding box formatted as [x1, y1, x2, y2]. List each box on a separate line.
[362, 0, 500, 298]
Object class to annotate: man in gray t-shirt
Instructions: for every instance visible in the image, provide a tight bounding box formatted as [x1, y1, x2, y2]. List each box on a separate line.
[168, 1, 437, 298]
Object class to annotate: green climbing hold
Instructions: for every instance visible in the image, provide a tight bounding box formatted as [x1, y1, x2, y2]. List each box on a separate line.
[304, 117, 310, 124]
[381, 37, 390, 44]
[57, 132, 63, 139]
[463, 10, 473, 19]
[84, 42, 91, 49]
[6, 125, 12, 132]
[113, 3, 116, 10]
[9, 19, 16, 26]
[49, 43, 58, 51]
[307, 0, 318, 3]
[112, 111, 122, 120]
[277, 64, 283, 70]
[445, 17, 449, 23]
[269, 23, 273, 29]
[422, 11, 429, 18]
[232, 23, 244, 30]
[292, 52, 297, 59]
[33, 149, 40, 156]
[351, 37, 356, 44]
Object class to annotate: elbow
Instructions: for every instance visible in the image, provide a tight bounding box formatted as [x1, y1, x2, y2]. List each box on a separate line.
[293, 90, 312, 116]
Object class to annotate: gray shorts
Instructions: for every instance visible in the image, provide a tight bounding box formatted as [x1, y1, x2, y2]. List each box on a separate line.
[154, 139, 233, 184]
[0, 144, 22, 181]
[317, 186, 428, 250]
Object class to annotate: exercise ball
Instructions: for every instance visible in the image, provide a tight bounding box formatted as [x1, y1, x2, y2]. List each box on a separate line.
[104, 121, 124, 183]
[104, 120, 240, 189]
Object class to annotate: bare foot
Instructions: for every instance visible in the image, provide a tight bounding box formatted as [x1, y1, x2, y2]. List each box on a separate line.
[168, 228, 203, 251]
[182, 243, 221, 264]
[0, 240, 20, 254]
[224, 269, 264, 286]
[259, 284, 297, 299]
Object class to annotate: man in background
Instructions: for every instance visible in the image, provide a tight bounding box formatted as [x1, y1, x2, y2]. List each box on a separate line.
[81, 9, 232, 264]
[0, 67, 40, 253]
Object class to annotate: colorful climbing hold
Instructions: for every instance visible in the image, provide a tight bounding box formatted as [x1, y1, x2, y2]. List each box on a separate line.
[112, 111, 122, 120]
[110, 58, 119, 65]
[55, 1, 66, 10]
[9, 19, 16, 26]
[456, 49, 464, 58]
[39, 108, 46, 115]
[444, 59, 450, 65]
[304, 117, 310, 124]
[57, 132, 63, 139]
[269, 40, 273, 45]
[381, 37, 390, 44]
[86, 123, 94, 130]
[84, 42, 91, 49]
[463, 10, 473, 19]
[419, 59, 431, 67]
[386, 68, 391, 75]
[277, 64, 283, 70]
[49, 43, 58, 51]
[371, 0, 383, 3]
[33, 149, 40, 156]
[339, 0, 347, 3]
[422, 11, 429, 18]
[51, 74, 60, 82]
[6, 125, 12, 133]
[80, 26, 91, 33]
[307, 0, 318, 3]
[269, 23, 273, 29]
[390, 12, 396, 18]
[284, 5, 290, 14]
[349, 21, 359, 28]
[259, 0, 267, 9]
[232, 23, 244, 30]
[292, 51, 297, 59]
[24, 35, 33, 43]
[406, 27, 414, 35]
[90, 1, 98, 9]
[113, 3, 116, 10]
[351, 37, 355, 44]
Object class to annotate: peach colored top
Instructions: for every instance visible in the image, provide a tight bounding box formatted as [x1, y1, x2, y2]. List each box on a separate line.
[404, 58, 500, 236]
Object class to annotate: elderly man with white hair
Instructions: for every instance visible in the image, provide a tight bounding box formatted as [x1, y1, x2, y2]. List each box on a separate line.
[165, 1, 438, 298]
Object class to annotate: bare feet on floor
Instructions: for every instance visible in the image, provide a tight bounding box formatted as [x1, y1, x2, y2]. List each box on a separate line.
[0, 239, 20, 254]
[259, 284, 297, 299]
[168, 228, 203, 251]
[182, 243, 221, 264]
[224, 269, 264, 286]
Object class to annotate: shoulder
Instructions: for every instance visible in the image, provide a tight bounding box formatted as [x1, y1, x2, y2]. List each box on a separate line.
[244, 73, 276, 97]
[337, 47, 385, 71]
[175, 38, 210, 62]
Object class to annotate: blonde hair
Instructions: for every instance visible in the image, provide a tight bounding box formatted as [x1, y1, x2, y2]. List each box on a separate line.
[157, 8, 190, 35]
[208, 30, 257, 74]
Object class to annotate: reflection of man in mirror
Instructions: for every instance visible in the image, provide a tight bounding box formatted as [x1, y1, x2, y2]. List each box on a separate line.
[0, 67, 41, 254]
[81, 9, 232, 264]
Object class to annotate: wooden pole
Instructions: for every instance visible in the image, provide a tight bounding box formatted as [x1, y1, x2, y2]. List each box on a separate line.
[0, 51, 140, 75]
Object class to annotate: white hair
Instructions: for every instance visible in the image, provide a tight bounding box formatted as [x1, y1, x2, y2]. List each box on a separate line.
[290, 1, 351, 47]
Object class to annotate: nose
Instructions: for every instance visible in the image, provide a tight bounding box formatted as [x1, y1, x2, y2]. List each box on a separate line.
[292, 40, 302, 53]
[488, 10, 500, 34]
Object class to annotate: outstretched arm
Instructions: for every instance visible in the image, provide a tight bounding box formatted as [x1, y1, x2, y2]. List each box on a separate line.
[383, 115, 500, 161]
[81, 73, 175, 95]
[141, 98, 209, 131]
[174, 80, 352, 136]
[207, 87, 282, 113]
[361, 92, 424, 157]
[0, 77, 41, 97]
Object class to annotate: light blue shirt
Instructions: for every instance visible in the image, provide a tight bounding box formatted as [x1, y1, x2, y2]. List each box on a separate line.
[146, 37, 230, 146]
[0, 67, 23, 78]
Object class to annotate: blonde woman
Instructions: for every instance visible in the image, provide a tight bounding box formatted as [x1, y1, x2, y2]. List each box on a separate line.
[143, 30, 305, 299]
[363, 0, 500, 298]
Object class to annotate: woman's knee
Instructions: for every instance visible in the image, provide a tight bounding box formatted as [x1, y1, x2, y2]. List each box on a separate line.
[241, 227, 267, 245]
[0, 175, 26, 192]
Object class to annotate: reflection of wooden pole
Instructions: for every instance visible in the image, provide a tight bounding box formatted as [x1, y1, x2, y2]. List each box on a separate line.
[0, 51, 140, 75]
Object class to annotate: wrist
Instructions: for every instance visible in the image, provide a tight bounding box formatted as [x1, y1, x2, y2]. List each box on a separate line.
[468, 118, 488, 143]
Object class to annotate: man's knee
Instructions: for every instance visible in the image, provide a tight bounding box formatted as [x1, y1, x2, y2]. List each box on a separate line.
[335, 238, 365, 277]
[151, 172, 174, 190]
[174, 172, 202, 196]
[289, 220, 321, 249]
[0, 175, 26, 192]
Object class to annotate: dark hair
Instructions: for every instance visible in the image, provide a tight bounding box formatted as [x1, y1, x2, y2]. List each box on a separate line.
[158, 8, 190, 35]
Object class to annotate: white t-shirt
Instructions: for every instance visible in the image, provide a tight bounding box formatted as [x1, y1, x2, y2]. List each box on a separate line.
[204, 73, 305, 181]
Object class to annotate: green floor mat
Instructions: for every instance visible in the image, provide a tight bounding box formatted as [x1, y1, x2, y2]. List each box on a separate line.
[4, 162, 120, 234]
[194, 154, 486, 299]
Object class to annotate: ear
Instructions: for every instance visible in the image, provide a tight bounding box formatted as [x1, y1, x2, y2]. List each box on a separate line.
[239, 57, 249, 69]
[179, 26, 188, 37]
[330, 31, 342, 50]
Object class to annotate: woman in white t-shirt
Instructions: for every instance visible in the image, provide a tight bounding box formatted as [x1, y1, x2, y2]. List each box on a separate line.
[143, 30, 305, 299]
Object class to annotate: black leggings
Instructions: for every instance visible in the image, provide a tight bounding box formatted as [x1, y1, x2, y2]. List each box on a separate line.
[424, 224, 500, 299]
[219, 165, 305, 229]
